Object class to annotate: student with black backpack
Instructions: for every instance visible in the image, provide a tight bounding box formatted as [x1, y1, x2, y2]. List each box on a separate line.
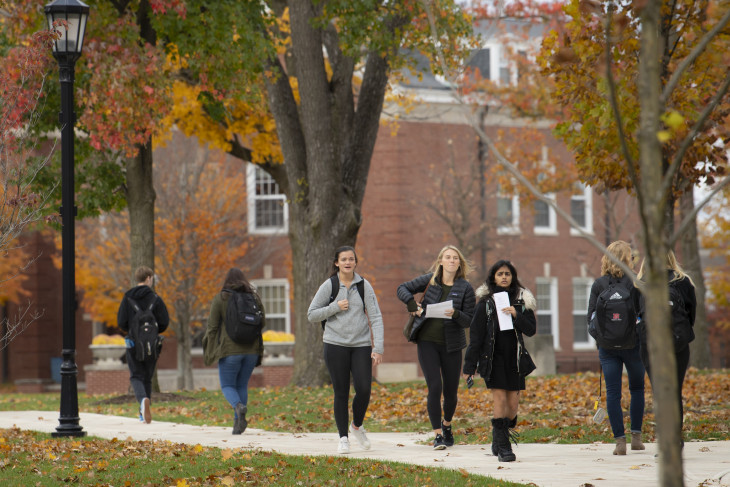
[587, 241, 645, 455]
[117, 266, 170, 424]
[637, 250, 696, 448]
[203, 268, 265, 435]
[307, 246, 384, 455]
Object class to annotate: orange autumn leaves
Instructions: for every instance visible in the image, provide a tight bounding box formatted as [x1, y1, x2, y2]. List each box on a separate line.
[73, 135, 250, 331]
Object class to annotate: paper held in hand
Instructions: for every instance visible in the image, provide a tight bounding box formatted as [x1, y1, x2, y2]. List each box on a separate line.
[493, 292, 514, 331]
[424, 300, 453, 319]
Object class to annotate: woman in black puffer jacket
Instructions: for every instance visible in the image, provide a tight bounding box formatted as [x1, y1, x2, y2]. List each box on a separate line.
[397, 245, 475, 450]
[463, 259, 536, 463]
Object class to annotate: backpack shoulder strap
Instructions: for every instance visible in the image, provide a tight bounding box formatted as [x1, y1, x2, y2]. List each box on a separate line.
[356, 280, 365, 305]
[127, 296, 141, 312]
[328, 275, 339, 304]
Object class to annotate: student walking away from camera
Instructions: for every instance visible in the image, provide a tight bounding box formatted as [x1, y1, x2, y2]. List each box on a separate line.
[397, 245, 475, 450]
[587, 241, 645, 455]
[307, 246, 384, 455]
[637, 250, 696, 448]
[463, 260, 536, 462]
[203, 268, 265, 435]
[117, 266, 169, 424]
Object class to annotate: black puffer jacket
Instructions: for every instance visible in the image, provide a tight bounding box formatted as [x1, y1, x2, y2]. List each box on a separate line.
[463, 284, 536, 380]
[397, 273, 475, 352]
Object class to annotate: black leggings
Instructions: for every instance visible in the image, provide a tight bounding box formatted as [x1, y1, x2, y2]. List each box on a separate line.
[417, 340, 463, 430]
[323, 343, 372, 438]
[642, 344, 690, 436]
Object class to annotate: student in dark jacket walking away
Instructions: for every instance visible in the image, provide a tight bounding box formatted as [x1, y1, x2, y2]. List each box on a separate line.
[397, 245, 475, 450]
[463, 260, 536, 462]
[637, 250, 696, 448]
[117, 266, 169, 424]
[587, 240, 645, 455]
[308, 246, 384, 455]
[203, 268, 265, 435]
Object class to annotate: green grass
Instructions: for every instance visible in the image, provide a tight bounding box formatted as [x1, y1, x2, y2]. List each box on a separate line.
[0, 428, 521, 487]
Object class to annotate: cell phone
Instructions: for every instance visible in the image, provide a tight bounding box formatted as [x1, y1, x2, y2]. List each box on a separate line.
[466, 376, 474, 389]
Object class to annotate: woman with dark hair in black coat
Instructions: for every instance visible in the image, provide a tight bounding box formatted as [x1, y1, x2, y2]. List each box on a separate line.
[463, 259, 536, 462]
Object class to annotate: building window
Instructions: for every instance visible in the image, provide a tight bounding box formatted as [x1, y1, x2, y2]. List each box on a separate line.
[570, 183, 593, 235]
[247, 164, 288, 234]
[468, 48, 491, 80]
[533, 195, 556, 234]
[252, 279, 290, 333]
[497, 183, 520, 235]
[573, 278, 594, 349]
[535, 277, 558, 347]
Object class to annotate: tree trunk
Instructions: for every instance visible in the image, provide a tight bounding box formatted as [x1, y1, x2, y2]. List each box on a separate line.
[679, 188, 710, 368]
[638, 2, 684, 485]
[126, 143, 156, 277]
[174, 311, 194, 390]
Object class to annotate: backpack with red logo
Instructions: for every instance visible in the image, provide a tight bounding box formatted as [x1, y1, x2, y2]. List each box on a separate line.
[588, 276, 637, 350]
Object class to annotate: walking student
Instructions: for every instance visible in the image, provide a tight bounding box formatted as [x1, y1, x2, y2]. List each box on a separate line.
[397, 245, 475, 450]
[203, 268, 265, 435]
[307, 246, 384, 455]
[117, 266, 169, 424]
[463, 259, 536, 462]
[637, 250, 696, 448]
[587, 240, 645, 455]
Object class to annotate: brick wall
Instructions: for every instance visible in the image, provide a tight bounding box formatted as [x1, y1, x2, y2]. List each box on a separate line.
[84, 366, 129, 395]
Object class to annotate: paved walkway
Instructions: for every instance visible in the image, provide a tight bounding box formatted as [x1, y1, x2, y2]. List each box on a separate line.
[1, 411, 729, 486]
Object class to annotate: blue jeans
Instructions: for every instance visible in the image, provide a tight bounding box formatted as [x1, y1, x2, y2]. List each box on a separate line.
[599, 344, 645, 438]
[218, 354, 258, 415]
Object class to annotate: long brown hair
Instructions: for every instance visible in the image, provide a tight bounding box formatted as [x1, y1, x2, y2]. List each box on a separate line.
[222, 268, 254, 294]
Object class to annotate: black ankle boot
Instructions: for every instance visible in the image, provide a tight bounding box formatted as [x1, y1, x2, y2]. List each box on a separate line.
[495, 418, 516, 462]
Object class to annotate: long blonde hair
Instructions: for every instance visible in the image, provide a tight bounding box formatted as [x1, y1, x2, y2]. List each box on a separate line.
[637, 249, 694, 286]
[429, 245, 473, 285]
[601, 240, 634, 278]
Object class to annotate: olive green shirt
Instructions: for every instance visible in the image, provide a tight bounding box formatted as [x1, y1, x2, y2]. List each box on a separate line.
[203, 290, 265, 366]
[418, 285, 453, 345]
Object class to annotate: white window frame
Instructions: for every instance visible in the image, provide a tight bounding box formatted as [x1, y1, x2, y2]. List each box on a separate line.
[533, 194, 557, 235]
[246, 164, 288, 235]
[572, 277, 595, 350]
[570, 184, 594, 236]
[496, 182, 520, 235]
[535, 276, 559, 349]
[252, 278, 291, 333]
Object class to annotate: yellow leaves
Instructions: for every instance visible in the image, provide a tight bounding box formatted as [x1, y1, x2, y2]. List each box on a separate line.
[657, 111, 685, 143]
[193, 444, 203, 453]
[221, 448, 233, 461]
[176, 480, 190, 487]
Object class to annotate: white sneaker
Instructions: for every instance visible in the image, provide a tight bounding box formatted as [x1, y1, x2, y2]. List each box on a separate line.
[349, 423, 371, 450]
[337, 436, 350, 454]
[140, 397, 151, 424]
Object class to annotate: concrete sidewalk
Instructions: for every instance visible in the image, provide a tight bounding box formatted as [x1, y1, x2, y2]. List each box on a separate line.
[1, 411, 728, 486]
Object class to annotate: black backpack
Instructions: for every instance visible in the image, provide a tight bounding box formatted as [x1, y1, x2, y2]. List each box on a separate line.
[589, 276, 637, 350]
[224, 290, 263, 345]
[321, 274, 365, 330]
[128, 297, 161, 362]
[668, 281, 694, 352]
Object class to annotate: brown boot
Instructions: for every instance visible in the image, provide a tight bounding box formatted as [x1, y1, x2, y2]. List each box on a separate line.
[631, 432, 645, 450]
[613, 436, 627, 455]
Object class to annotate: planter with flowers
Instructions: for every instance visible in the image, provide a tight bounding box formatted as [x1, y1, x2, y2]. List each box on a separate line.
[89, 334, 127, 366]
[262, 331, 295, 358]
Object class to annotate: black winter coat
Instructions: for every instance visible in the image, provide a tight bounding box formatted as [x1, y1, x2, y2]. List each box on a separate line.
[397, 273, 475, 352]
[463, 286, 537, 380]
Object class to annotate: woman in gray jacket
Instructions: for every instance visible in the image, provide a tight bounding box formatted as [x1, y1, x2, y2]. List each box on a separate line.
[307, 246, 384, 455]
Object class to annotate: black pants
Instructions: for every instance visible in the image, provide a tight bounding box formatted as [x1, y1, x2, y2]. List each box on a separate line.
[642, 343, 690, 437]
[417, 340, 462, 430]
[323, 343, 372, 438]
[126, 349, 157, 403]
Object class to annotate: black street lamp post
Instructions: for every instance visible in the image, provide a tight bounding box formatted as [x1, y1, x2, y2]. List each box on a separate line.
[45, 0, 89, 438]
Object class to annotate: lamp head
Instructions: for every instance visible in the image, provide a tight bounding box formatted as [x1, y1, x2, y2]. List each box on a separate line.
[45, 0, 90, 62]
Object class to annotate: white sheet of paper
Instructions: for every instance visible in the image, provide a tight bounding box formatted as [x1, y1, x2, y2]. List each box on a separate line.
[493, 292, 514, 331]
[424, 300, 453, 319]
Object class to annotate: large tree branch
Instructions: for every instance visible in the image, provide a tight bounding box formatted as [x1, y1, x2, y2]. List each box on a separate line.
[660, 7, 730, 105]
